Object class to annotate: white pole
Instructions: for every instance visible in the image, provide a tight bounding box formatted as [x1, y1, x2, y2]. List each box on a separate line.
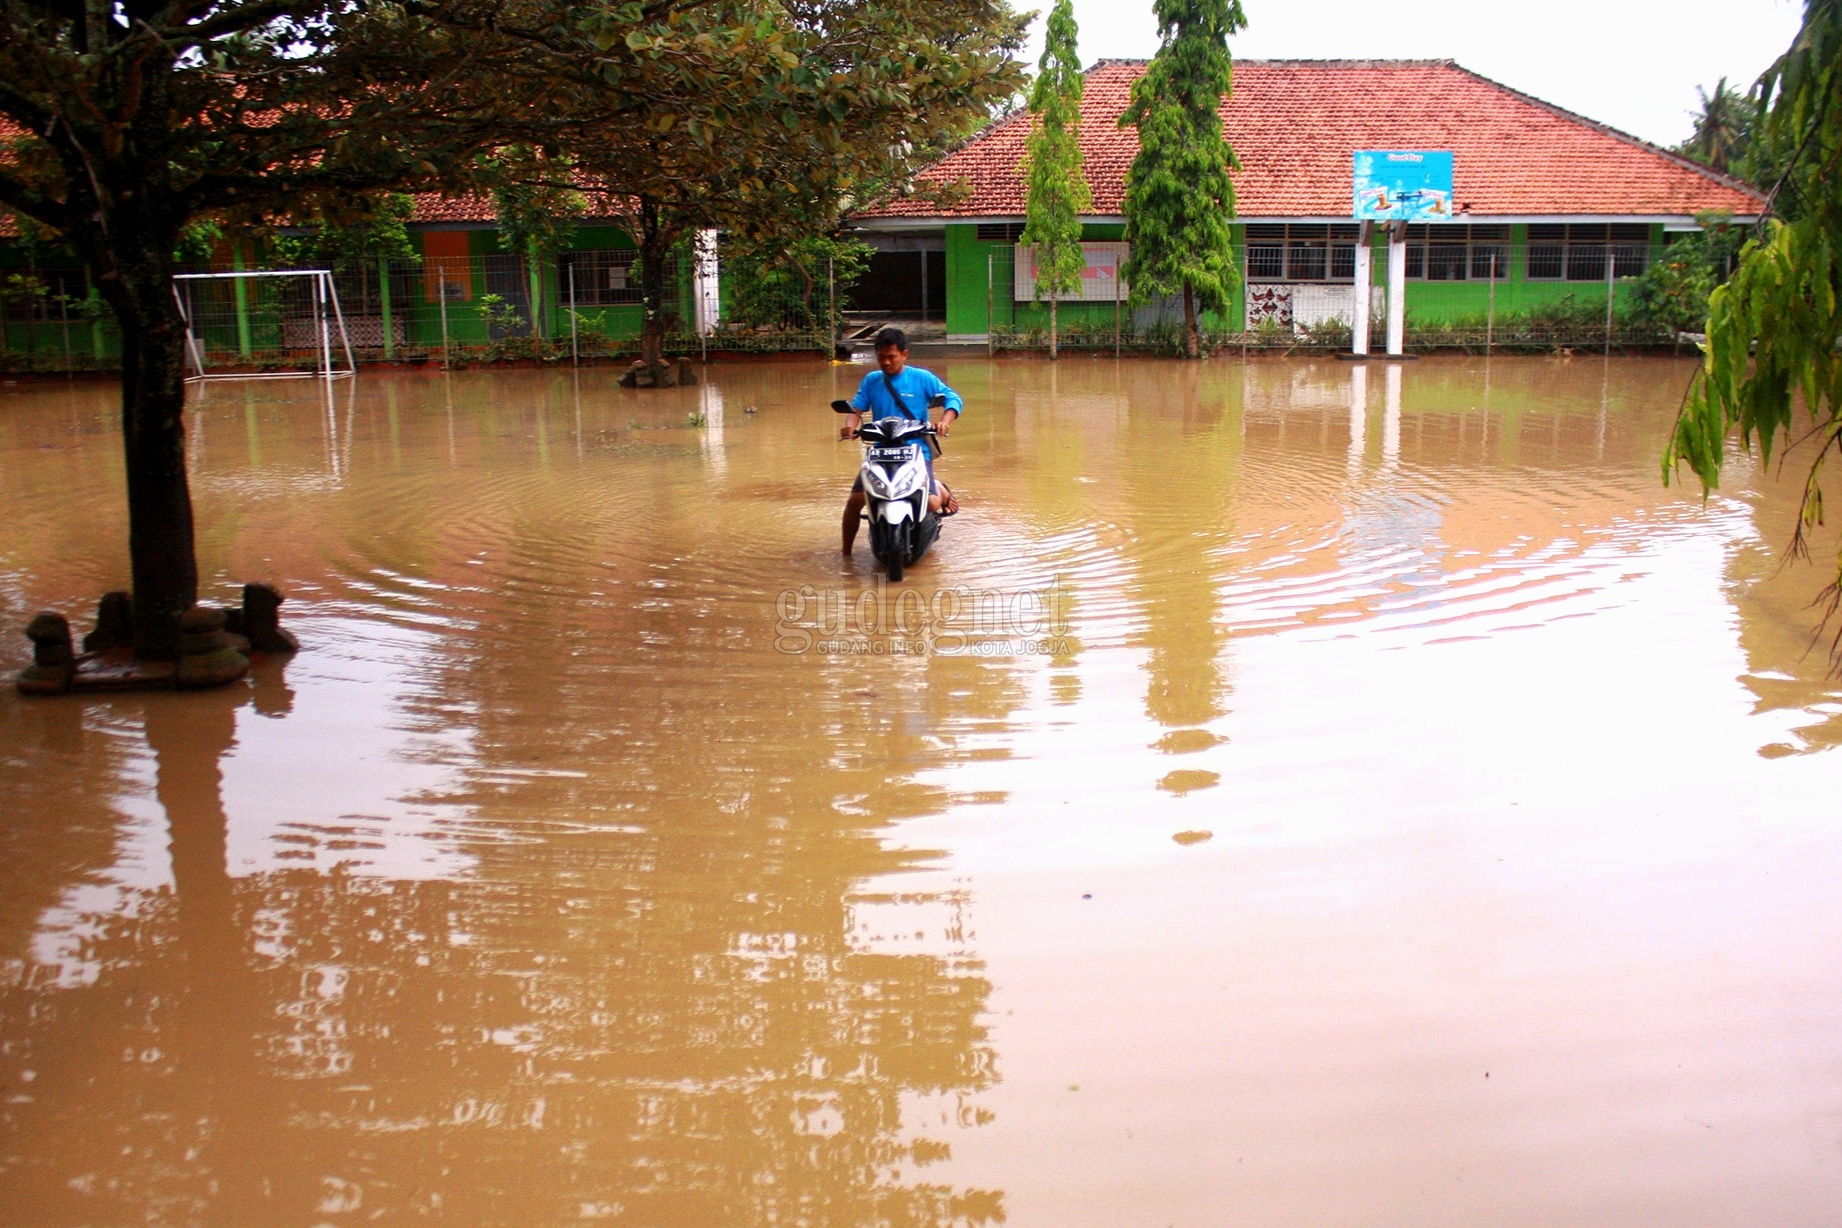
[1386, 221, 1407, 356]
[988, 248, 996, 357]
[438, 272, 450, 369]
[1604, 238, 1617, 355]
[1352, 220, 1373, 356]
[569, 262, 579, 368]
[175, 283, 206, 377]
[327, 271, 356, 375]
[1487, 249, 1497, 357]
[316, 273, 332, 382]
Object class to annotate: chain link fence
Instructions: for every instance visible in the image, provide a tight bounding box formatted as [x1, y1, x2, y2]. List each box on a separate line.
[2, 230, 1716, 372]
[1, 243, 844, 373]
[1, 267, 113, 372]
[988, 234, 1701, 356]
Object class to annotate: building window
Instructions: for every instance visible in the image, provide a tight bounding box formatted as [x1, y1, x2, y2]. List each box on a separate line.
[1526, 224, 1651, 281]
[976, 222, 1026, 242]
[1404, 225, 1509, 281]
[560, 250, 641, 305]
[1245, 224, 1359, 282]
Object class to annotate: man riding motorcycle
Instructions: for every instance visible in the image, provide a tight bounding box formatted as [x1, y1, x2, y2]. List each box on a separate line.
[840, 327, 961, 554]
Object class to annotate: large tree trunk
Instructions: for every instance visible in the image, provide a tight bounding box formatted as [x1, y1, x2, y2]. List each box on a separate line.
[33, 35, 200, 662]
[1182, 284, 1199, 360]
[636, 198, 669, 369]
[1049, 295, 1059, 360]
[105, 247, 199, 660]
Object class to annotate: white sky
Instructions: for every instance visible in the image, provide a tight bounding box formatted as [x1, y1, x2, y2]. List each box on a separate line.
[1022, 0, 1805, 149]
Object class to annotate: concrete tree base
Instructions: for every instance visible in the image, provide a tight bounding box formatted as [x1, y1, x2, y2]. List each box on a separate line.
[617, 358, 698, 388]
[15, 583, 299, 696]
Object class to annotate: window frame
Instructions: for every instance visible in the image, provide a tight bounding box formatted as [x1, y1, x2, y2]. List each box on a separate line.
[559, 249, 642, 306]
[976, 222, 1027, 243]
[1243, 224, 1360, 284]
[1524, 223, 1652, 282]
[1404, 225, 1509, 282]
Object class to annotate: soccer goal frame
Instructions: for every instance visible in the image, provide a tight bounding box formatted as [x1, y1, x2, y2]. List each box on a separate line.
[174, 269, 357, 382]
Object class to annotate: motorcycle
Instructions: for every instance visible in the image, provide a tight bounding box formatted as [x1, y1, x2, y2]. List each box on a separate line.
[832, 396, 945, 583]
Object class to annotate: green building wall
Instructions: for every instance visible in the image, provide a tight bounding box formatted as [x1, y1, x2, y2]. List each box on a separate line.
[400, 225, 645, 351]
[944, 220, 1665, 336]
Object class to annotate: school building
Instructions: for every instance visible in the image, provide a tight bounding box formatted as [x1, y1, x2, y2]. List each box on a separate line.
[847, 59, 1767, 341]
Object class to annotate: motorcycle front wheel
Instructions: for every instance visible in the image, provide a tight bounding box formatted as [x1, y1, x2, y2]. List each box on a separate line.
[886, 522, 908, 582]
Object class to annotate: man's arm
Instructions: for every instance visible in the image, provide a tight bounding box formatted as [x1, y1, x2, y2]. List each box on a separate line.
[927, 371, 963, 435]
[842, 373, 874, 439]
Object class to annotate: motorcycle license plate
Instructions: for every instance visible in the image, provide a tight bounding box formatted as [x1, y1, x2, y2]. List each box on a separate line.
[868, 447, 914, 463]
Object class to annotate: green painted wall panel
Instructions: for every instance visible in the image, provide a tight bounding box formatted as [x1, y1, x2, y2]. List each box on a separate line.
[945, 225, 991, 336]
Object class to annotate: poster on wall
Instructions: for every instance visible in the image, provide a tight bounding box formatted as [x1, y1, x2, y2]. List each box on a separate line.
[1353, 151, 1454, 222]
[1013, 242, 1130, 303]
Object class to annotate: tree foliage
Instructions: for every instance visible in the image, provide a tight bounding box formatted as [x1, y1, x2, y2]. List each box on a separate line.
[1020, 0, 1090, 360]
[271, 194, 421, 272]
[559, 0, 1028, 366]
[1627, 211, 1746, 335]
[1667, 0, 1842, 658]
[1119, 0, 1244, 359]
[0, 0, 1026, 656]
[1679, 78, 1758, 176]
[721, 231, 873, 332]
[1675, 76, 1797, 197]
[491, 149, 587, 262]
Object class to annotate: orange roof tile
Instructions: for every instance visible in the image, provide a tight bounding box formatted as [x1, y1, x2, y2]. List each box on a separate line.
[407, 186, 634, 227]
[861, 59, 1764, 221]
[409, 192, 499, 224]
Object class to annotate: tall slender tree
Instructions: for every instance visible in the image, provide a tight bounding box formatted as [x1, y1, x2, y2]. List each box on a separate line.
[1668, 0, 1842, 660]
[1119, 0, 1245, 360]
[1020, 0, 1091, 360]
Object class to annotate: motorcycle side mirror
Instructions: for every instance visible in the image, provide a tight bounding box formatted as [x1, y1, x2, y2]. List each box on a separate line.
[927, 394, 947, 409]
[831, 400, 854, 413]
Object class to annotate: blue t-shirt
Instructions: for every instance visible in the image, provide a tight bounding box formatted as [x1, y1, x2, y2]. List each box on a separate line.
[850, 366, 963, 429]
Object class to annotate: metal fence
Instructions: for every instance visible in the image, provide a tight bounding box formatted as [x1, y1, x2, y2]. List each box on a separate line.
[987, 238, 1698, 356]
[0, 234, 1715, 373]
[1, 267, 112, 372]
[0, 244, 844, 373]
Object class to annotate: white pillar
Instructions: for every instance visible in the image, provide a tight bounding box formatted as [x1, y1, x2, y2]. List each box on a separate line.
[1351, 220, 1373, 356]
[1386, 221, 1407, 356]
[692, 229, 720, 337]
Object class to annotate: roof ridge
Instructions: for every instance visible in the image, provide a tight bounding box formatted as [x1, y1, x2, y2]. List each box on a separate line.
[1088, 57, 1460, 68]
[1443, 62, 1767, 204]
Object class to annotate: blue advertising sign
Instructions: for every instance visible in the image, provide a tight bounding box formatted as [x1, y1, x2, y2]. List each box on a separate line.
[1353, 150, 1455, 222]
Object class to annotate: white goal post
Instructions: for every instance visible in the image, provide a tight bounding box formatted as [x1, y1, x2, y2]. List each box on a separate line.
[174, 269, 357, 382]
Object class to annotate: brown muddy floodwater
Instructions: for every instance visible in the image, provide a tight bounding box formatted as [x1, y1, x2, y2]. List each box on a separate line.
[1, 355, 1839, 1227]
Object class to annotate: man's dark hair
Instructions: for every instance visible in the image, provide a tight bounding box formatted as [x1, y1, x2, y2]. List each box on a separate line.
[873, 327, 909, 352]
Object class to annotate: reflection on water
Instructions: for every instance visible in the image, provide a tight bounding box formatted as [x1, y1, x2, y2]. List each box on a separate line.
[1, 356, 1838, 1226]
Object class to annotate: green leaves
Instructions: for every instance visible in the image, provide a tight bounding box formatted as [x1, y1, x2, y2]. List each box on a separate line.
[1669, 3, 1842, 646]
[1021, 0, 1090, 333]
[1119, 0, 1245, 355]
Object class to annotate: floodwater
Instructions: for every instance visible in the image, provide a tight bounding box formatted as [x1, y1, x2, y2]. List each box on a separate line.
[1, 355, 1839, 1227]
